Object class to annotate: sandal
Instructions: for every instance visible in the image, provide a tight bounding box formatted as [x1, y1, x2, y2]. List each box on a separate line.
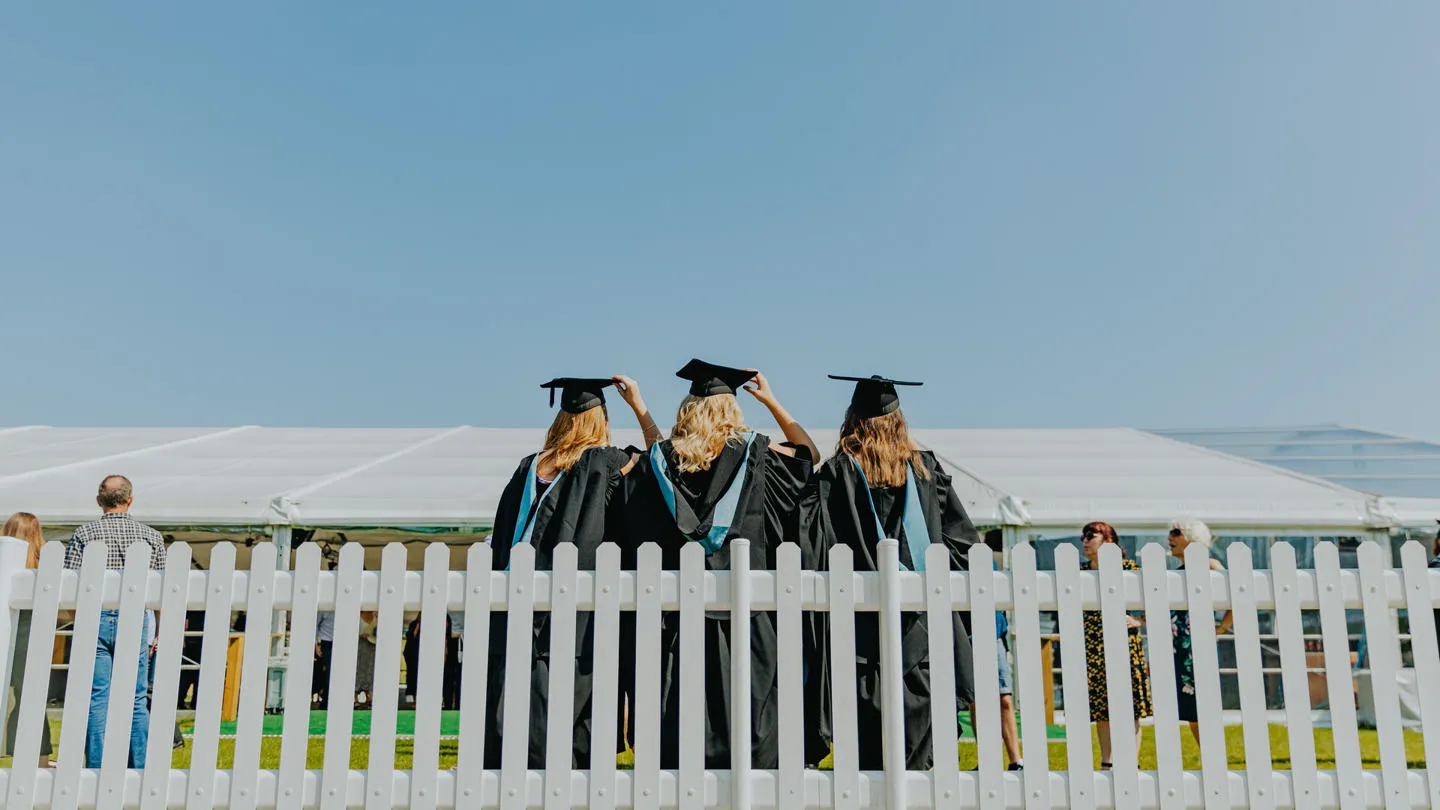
[1100, 762, 1112, 770]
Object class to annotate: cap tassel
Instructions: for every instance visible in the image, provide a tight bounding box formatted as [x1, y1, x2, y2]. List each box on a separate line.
[549, 388, 556, 408]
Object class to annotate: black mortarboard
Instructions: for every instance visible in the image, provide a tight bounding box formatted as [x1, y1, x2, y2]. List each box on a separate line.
[829, 374, 923, 418]
[540, 378, 615, 414]
[675, 359, 757, 398]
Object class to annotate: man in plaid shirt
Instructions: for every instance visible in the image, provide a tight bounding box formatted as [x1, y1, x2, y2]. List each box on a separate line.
[65, 475, 165, 768]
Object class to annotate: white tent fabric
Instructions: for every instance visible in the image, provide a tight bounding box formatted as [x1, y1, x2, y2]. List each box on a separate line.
[0, 426, 1393, 530]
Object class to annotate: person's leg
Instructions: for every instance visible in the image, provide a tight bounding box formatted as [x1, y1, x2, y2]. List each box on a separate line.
[1096, 721, 1112, 767]
[1133, 719, 1143, 758]
[1188, 721, 1201, 746]
[315, 641, 332, 709]
[130, 619, 151, 768]
[999, 694, 1022, 767]
[87, 614, 119, 769]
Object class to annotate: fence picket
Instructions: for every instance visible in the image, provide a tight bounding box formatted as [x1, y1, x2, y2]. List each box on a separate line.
[1053, 544, 1094, 810]
[632, 543, 663, 810]
[455, 542, 494, 809]
[544, 544, 580, 810]
[278, 544, 322, 810]
[729, 538, 754, 810]
[1226, 544, 1275, 810]
[877, 540, 907, 810]
[1138, 544, 1183, 810]
[677, 542, 706, 810]
[1185, 542, 1228, 810]
[827, 544, 860, 810]
[587, 544, 621, 810]
[322, 544, 365, 810]
[1096, 544, 1138, 808]
[185, 542, 236, 810]
[775, 543, 805, 810]
[142, 543, 191, 810]
[412, 544, 450, 810]
[970, 545, 1004, 809]
[230, 543, 276, 810]
[52, 543, 106, 810]
[1400, 542, 1440, 808]
[1315, 541, 1364, 810]
[7, 543, 65, 810]
[1009, 544, 1051, 810]
[925, 545, 960, 810]
[365, 544, 409, 810]
[1267, 542, 1317, 808]
[1357, 541, 1408, 810]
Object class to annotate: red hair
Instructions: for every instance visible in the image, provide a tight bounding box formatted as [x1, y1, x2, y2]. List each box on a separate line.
[1081, 521, 1122, 556]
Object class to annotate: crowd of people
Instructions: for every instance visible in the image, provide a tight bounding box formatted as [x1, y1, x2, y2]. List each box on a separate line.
[4, 359, 1248, 773]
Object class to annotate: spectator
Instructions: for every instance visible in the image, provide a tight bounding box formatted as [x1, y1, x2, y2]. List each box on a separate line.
[1079, 521, 1151, 770]
[64, 475, 166, 769]
[969, 609, 1023, 770]
[404, 613, 453, 706]
[313, 611, 335, 709]
[1168, 520, 1232, 746]
[355, 611, 377, 708]
[4, 512, 53, 768]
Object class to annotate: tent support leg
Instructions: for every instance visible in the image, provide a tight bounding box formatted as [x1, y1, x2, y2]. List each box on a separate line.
[267, 525, 292, 712]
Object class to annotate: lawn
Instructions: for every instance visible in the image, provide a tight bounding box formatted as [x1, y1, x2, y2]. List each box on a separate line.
[4, 717, 1425, 772]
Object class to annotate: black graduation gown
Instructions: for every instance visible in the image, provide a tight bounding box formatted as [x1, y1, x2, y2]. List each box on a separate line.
[484, 445, 631, 769]
[622, 434, 813, 769]
[811, 450, 979, 771]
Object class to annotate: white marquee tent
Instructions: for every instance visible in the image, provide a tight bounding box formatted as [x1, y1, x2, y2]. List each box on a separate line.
[0, 425, 1396, 537]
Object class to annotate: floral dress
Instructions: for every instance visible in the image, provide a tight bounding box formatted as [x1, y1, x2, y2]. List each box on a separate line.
[1082, 558, 1153, 721]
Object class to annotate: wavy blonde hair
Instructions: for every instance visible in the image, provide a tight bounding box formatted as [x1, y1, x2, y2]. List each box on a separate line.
[3, 512, 45, 568]
[836, 408, 928, 488]
[670, 394, 749, 473]
[541, 406, 611, 473]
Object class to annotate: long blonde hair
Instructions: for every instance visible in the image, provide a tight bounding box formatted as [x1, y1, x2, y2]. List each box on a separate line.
[836, 408, 928, 488]
[670, 394, 749, 473]
[541, 406, 611, 473]
[3, 512, 45, 568]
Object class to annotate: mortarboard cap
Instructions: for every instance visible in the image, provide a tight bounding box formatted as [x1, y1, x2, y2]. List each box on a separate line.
[829, 374, 922, 418]
[676, 359, 757, 398]
[540, 378, 615, 414]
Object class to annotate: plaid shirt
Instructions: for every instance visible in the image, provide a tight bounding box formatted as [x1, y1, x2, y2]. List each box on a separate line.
[64, 512, 167, 571]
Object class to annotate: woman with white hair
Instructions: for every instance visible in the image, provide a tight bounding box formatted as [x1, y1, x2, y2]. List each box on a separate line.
[1168, 519, 1233, 744]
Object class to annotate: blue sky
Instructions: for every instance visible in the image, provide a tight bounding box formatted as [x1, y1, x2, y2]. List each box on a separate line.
[3, 3, 1437, 435]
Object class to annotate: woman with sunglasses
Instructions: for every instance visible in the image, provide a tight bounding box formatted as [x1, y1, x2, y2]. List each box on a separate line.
[1167, 519, 1232, 746]
[1079, 521, 1152, 769]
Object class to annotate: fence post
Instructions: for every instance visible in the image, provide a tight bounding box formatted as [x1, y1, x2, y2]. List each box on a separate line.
[0, 535, 28, 758]
[730, 538, 754, 810]
[877, 539, 906, 810]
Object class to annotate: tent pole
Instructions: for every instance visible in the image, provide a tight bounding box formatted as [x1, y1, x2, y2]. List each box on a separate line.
[268, 525, 292, 711]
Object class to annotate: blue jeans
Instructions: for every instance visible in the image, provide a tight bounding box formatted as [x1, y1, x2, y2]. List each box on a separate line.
[87, 612, 151, 768]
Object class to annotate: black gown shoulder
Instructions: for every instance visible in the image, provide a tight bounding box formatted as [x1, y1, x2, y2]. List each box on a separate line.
[623, 432, 813, 570]
[490, 445, 632, 571]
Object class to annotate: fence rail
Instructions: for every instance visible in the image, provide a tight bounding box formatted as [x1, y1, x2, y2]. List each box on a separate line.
[0, 537, 1437, 809]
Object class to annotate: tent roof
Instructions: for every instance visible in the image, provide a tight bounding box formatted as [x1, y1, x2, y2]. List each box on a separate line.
[0, 425, 1394, 531]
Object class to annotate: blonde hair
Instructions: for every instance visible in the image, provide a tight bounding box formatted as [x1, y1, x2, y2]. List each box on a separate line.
[836, 408, 928, 488]
[670, 394, 748, 473]
[1172, 518, 1213, 549]
[541, 406, 611, 473]
[3, 512, 45, 568]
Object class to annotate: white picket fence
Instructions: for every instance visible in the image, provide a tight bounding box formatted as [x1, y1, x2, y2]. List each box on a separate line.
[1, 535, 1437, 810]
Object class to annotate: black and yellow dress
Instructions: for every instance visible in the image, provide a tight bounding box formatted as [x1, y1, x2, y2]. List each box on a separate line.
[1081, 558, 1153, 721]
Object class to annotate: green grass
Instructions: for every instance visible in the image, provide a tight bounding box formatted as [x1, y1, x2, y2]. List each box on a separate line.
[5, 718, 1425, 772]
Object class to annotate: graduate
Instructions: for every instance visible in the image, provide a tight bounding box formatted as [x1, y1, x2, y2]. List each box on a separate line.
[483, 375, 661, 768]
[813, 374, 980, 770]
[623, 359, 819, 769]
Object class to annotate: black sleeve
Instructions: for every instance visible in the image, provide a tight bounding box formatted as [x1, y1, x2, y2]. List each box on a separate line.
[489, 456, 535, 572]
[761, 438, 815, 552]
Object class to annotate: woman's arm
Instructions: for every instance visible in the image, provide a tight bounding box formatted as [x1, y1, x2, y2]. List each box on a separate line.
[1211, 557, 1234, 632]
[743, 370, 821, 464]
[613, 375, 663, 449]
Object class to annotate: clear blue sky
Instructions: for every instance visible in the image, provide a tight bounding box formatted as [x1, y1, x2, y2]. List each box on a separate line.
[4, 3, 1436, 435]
